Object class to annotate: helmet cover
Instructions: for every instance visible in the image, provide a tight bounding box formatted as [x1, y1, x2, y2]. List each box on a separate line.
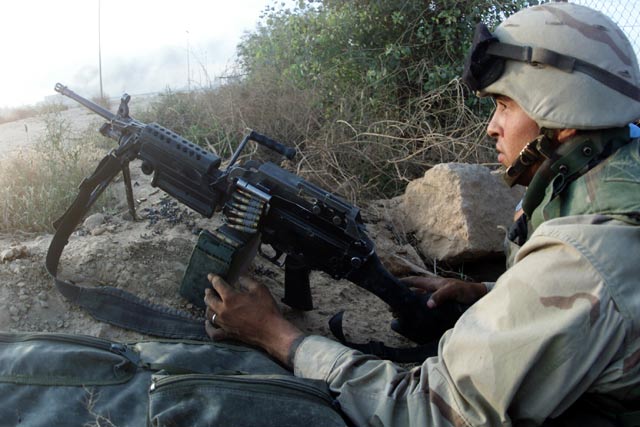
[480, 3, 640, 129]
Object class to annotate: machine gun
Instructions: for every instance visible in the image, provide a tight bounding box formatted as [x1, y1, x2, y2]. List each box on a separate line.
[47, 84, 464, 345]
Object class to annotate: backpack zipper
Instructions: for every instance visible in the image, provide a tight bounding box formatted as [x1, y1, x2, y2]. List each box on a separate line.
[0, 332, 141, 365]
[150, 373, 334, 406]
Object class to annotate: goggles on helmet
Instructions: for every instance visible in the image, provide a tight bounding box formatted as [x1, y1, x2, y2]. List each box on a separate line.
[462, 23, 640, 102]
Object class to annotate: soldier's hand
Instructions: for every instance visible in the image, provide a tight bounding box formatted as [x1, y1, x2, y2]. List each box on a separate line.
[402, 276, 488, 308]
[204, 274, 303, 367]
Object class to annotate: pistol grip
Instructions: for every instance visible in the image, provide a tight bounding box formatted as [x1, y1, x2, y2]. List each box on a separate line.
[282, 255, 313, 311]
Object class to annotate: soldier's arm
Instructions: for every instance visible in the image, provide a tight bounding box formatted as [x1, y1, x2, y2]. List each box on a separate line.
[293, 221, 628, 426]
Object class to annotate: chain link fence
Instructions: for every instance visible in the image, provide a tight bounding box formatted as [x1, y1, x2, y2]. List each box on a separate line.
[566, 0, 640, 59]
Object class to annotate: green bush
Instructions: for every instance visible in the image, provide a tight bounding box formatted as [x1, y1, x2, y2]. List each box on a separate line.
[238, 0, 536, 119]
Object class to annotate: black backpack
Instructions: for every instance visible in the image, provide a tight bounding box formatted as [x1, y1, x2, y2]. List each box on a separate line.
[0, 332, 348, 426]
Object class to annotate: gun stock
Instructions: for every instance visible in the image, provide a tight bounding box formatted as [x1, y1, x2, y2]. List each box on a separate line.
[346, 253, 464, 344]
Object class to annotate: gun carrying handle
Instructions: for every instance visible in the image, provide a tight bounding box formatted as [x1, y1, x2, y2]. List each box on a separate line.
[282, 255, 313, 311]
[249, 130, 296, 160]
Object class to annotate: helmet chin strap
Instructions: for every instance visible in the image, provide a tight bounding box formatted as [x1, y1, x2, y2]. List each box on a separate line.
[503, 128, 559, 187]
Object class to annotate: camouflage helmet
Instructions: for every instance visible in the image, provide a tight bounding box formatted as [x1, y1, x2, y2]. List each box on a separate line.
[467, 2, 640, 129]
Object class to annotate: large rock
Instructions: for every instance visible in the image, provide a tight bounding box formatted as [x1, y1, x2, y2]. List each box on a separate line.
[395, 163, 524, 263]
[365, 220, 433, 277]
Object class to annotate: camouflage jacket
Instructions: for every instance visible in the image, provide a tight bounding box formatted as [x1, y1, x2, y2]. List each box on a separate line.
[293, 135, 640, 426]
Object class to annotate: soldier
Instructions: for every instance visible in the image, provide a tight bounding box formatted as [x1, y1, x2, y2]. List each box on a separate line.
[204, 3, 640, 426]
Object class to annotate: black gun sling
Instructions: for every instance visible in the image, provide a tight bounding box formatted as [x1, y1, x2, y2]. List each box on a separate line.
[45, 152, 212, 340]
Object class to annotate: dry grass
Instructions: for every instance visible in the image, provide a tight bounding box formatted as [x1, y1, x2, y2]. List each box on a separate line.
[141, 68, 322, 163]
[291, 79, 495, 201]
[0, 77, 493, 233]
[138, 77, 494, 203]
[82, 386, 118, 427]
[0, 110, 117, 233]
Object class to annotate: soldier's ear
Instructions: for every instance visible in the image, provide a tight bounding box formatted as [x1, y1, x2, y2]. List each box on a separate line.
[556, 129, 578, 143]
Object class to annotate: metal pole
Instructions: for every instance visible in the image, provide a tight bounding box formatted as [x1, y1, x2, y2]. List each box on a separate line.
[186, 30, 191, 92]
[98, 0, 104, 99]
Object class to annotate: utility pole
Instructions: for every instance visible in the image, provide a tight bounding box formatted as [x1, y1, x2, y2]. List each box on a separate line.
[186, 30, 191, 92]
[98, 0, 104, 99]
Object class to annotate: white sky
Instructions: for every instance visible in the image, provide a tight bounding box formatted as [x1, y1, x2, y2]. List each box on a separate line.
[3, 1, 637, 110]
[0, 0, 288, 108]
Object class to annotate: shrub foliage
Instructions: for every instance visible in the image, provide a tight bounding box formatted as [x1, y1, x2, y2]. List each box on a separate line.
[237, 0, 538, 199]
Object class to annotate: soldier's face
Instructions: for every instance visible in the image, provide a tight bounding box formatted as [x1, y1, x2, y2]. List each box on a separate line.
[486, 95, 540, 179]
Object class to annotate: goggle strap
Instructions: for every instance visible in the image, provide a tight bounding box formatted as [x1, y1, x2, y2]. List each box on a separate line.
[574, 59, 640, 102]
[487, 42, 640, 102]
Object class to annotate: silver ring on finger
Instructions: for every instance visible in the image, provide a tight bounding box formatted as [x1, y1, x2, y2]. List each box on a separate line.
[211, 313, 217, 325]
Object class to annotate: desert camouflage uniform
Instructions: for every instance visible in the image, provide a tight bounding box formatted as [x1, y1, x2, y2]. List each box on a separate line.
[293, 134, 640, 426]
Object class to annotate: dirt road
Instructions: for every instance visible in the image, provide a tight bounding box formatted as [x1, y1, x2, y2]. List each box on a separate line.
[0, 107, 100, 157]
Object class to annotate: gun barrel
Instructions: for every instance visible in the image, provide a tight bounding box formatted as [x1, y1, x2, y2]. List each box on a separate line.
[54, 83, 116, 122]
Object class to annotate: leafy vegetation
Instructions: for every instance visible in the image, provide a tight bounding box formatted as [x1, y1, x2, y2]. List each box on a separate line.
[239, 0, 537, 118]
